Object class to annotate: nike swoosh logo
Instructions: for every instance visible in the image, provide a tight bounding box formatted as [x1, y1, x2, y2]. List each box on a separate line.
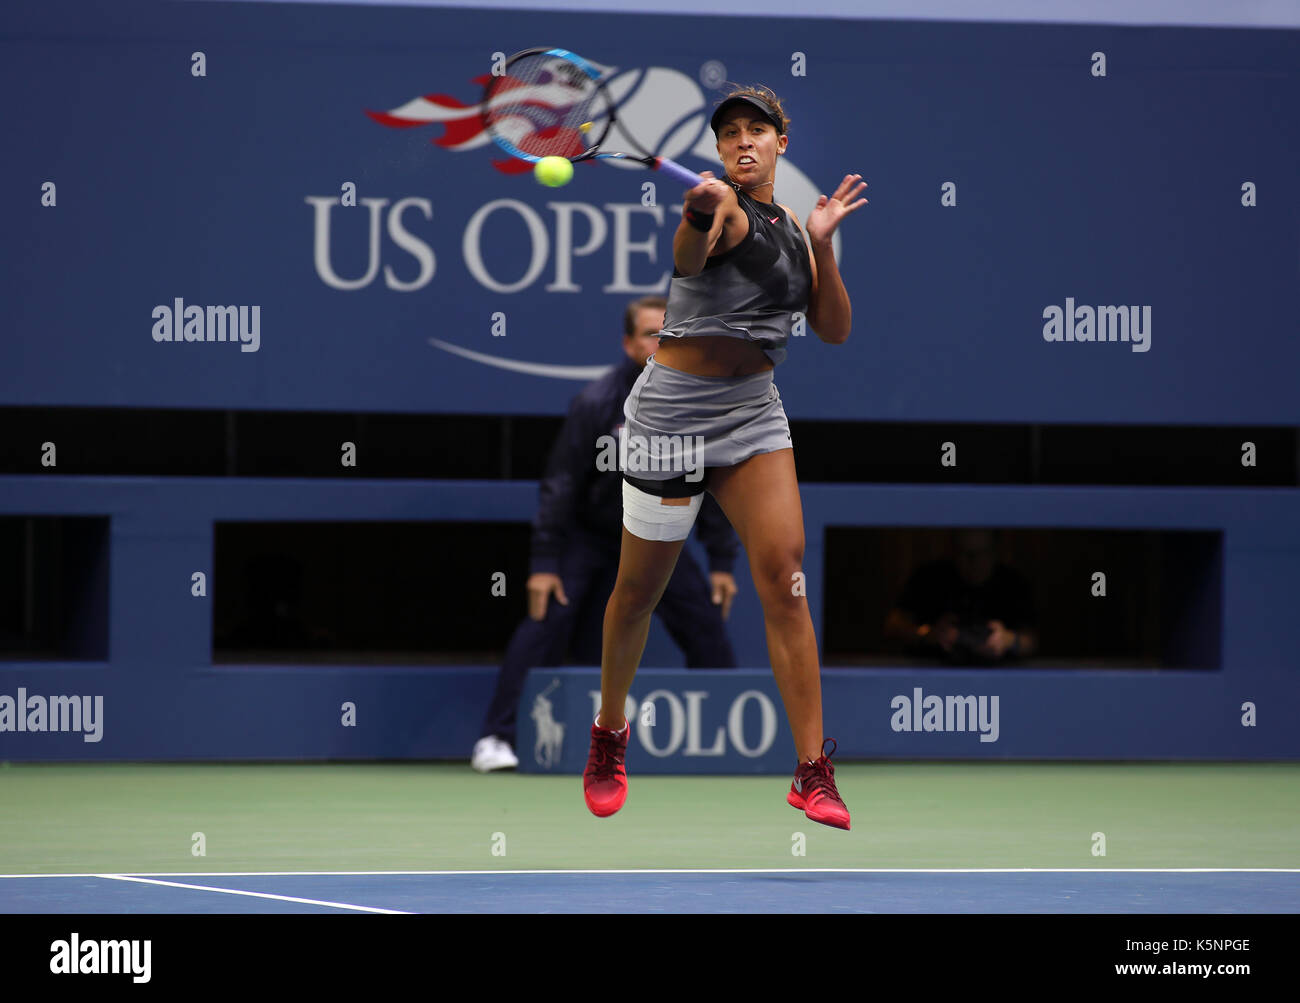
[793, 777, 802, 793]
[428, 338, 614, 380]
[768, 216, 779, 223]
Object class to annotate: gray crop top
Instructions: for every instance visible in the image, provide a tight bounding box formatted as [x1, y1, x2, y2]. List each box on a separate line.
[658, 177, 813, 366]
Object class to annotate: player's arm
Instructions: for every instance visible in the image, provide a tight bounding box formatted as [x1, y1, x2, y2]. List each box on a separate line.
[778, 202, 850, 345]
[674, 171, 744, 276]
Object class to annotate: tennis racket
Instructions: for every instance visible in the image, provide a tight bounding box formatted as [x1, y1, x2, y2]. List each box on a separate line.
[481, 47, 705, 188]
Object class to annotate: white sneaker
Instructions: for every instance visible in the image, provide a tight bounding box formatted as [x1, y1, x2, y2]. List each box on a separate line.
[471, 736, 519, 773]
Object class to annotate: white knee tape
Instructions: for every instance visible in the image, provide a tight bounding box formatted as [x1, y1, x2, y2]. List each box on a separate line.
[622, 480, 703, 542]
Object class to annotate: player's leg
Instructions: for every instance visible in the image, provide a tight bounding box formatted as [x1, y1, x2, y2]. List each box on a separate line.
[584, 477, 700, 818]
[596, 525, 689, 730]
[707, 447, 849, 829]
[707, 448, 821, 756]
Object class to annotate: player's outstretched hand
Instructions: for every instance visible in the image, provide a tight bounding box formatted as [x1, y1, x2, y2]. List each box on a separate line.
[805, 174, 868, 246]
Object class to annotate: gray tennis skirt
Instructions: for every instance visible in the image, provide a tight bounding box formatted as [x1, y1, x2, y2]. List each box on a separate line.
[620, 353, 793, 496]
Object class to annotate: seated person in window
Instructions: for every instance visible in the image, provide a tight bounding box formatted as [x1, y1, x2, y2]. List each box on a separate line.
[883, 529, 1037, 665]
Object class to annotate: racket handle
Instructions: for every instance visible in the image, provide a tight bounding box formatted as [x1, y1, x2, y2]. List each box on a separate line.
[654, 157, 705, 188]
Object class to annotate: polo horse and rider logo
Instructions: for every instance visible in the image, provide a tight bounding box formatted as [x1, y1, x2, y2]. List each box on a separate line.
[531, 678, 566, 769]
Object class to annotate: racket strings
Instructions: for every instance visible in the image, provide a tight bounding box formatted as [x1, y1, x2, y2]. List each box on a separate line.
[483, 55, 610, 160]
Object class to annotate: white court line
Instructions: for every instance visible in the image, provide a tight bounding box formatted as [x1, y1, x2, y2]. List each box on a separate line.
[2, 868, 1297, 878]
[92, 874, 412, 914]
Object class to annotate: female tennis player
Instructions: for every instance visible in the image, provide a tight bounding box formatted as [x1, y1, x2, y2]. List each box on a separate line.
[583, 85, 866, 830]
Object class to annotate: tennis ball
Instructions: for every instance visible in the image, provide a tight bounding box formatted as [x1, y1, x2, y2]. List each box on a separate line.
[534, 156, 574, 187]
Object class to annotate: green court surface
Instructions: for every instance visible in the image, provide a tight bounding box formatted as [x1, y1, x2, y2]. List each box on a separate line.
[1, 762, 1296, 875]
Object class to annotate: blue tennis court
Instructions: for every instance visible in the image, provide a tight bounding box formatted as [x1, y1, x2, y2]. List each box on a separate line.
[4, 870, 1298, 914]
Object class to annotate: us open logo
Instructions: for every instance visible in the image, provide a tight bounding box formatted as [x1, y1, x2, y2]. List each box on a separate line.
[304, 64, 839, 382]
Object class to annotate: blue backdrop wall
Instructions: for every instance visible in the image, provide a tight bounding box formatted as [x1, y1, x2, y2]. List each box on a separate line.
[0, 1, 1296, 765]
[0, 476, 1294, 765]
[2, 0, 1297, 422]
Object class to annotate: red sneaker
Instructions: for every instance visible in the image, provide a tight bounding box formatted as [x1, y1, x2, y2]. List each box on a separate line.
[583, 718, 630, 818]
[787, 738, 851, 830]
